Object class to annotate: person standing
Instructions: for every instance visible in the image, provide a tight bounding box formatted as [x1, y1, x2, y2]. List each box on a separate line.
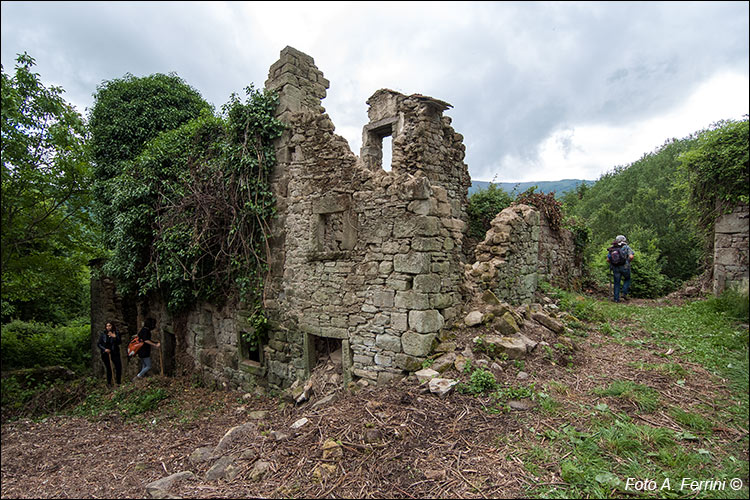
[134, 317, 161, 380]
[607, 234, 635, 303]
[97, 321, 122, 386]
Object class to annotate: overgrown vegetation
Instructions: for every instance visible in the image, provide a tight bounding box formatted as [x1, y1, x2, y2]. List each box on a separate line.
[92, 84, 284, 316]
[0, 319, 90, 372]
[561, 118, 748, 297]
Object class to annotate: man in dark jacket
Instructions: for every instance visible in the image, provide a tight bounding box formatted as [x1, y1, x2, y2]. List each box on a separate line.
[607, 234, 635, 303]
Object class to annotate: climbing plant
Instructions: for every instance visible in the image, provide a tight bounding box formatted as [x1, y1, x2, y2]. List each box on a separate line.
[102, 85, 284, 319]
[678, 117, 749, 233]
[516, 188, 564, 231]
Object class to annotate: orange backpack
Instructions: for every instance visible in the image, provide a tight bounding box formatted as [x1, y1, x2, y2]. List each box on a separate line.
[127, 336, 144, 357]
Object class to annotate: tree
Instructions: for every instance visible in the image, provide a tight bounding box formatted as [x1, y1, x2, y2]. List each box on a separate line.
[88, 72, 212, 243]
[1, 53, 94, 322]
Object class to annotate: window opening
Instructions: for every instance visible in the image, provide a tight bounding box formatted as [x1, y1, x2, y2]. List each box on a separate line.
[382, 135, 393, 172]
[240, 331, 264, 364]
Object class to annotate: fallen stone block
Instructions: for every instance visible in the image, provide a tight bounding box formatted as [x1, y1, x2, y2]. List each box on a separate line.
[532, 312, 564, 334]
[415, 368, 440, 383]
[464, 310, 484, 327]
[428, 377, 458, 398]
[145, 471, 195, 498]
[205, 456, 238, 482]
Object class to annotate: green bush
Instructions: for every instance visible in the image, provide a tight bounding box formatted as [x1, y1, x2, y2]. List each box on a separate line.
[458, 367, 498, 395]
[467, 184, 513, 239]
[706, 288, 750, 323]
[0, 319, 90, 372]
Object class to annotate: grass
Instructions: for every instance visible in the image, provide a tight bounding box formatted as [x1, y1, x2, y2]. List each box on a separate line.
[72, 383, 169, 422]
[521, 287, 749, 498]
[594, 380, 661, 413]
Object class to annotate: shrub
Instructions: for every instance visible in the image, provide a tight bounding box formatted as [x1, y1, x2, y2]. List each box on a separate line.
[0, 319, 90, 372]
[706, 288, 750, 323]
[467, 184, 513, 239]
[593, 228, 674, 298]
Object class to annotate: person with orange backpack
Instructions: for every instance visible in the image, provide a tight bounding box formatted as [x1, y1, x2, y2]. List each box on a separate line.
[133, 317, 161, 380]
[607, 235, 635, 303]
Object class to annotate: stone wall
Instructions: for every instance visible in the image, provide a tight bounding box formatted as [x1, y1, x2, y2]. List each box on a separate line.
[467, 204, 582, 304]
[89, 46, 584, 392]
[468, 204, 540, 304]
[538, 215, 583, 289]
[713, 203, 749, 296]
[90, 46, 471, 391]
[262, 47, 471, 388]
[89, 259, 138, 379]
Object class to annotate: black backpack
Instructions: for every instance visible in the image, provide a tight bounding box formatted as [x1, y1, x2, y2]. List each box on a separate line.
[608, 245, 627, 266]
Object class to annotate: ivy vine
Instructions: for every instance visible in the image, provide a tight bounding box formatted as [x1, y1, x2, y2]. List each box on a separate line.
[103, 85, 284, 326]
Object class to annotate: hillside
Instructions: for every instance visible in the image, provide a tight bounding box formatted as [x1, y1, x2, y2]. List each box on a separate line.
[469, 179, 594, 196]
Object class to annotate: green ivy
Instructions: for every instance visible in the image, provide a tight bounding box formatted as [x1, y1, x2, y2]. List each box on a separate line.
[678, 118, 749, 233]
[101, 85, 284, 313]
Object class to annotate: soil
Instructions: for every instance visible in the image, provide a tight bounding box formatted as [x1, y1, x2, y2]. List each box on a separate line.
[1, 297, 747, 499]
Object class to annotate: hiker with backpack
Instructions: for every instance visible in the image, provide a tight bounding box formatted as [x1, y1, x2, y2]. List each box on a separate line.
[97, 321, 122, 386]
[133, 317, 161, 380]
[607, 235, 635, 303]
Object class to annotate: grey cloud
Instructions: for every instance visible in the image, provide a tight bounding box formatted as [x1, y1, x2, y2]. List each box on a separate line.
[2, 1, 747, 183]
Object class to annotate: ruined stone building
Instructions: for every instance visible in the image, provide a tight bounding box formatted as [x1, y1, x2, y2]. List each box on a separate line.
[91, 47, 581, 390]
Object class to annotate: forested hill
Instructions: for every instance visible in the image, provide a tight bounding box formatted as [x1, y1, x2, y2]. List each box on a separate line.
[469, 179, 594, 196]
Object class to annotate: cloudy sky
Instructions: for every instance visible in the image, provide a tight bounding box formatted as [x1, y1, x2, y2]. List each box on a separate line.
[2, 1, 748, 182]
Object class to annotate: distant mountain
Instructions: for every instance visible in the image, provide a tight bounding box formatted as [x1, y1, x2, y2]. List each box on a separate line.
[469, 179, 594, 197]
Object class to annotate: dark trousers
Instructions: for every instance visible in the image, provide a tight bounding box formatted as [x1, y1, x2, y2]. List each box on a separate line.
[101, 351, 122, 385]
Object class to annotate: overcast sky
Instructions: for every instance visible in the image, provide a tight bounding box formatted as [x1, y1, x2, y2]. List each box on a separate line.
[2, 1, 748, 182]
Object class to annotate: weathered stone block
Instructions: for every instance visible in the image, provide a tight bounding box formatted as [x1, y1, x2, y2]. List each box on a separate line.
[391, 312, 408, 332]
[414, 274, 441, 293]
[464, 310, 484, 327]
[372, 290, 395, 308]
[402, 331, 437, 357]
[394, 252, 431, 274]
[375, 334, 402, 352]
[408, 310, 444, 334]
[395, 291, 430, 310]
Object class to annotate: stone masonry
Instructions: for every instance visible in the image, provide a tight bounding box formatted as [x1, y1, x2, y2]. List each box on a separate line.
[713, 202, 749, 296]
[467, 203, 582, 304]
[262, 47, 471, 387]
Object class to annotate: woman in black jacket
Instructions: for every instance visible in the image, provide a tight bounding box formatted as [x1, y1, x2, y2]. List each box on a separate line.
[97, 321, 122, 386]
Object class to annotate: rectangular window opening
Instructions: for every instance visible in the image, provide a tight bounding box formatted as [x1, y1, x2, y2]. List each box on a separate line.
[382, 135, 393, 172]
[240, 331, 264, 364]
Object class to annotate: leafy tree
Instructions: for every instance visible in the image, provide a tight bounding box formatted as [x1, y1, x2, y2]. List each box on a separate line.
[1, 53, 95, 323]
[88, 73, 212, 244]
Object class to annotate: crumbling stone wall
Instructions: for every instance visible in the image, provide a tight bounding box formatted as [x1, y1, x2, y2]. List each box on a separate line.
[467, 204, 582, 304]
[713, 203, 749, 296]
[90, 46, 582, 391]
[537, 215, 583, 289]
[263, 47, 471, 387]
[468, 204, 540, 304]
[89, 259, 138, 379]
